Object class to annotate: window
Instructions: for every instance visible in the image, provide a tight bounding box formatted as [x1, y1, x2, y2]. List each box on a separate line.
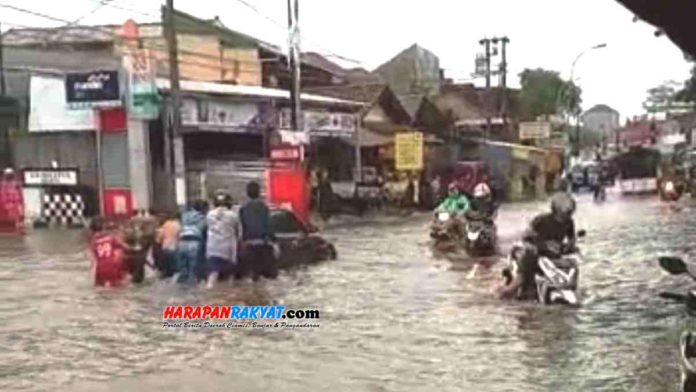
[270, 210, 304, 234]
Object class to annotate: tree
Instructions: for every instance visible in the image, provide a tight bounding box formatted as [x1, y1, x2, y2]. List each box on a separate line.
[676, 64, 696, 103]
[644, 80, 693, 113]
[518, 68, 582, 120]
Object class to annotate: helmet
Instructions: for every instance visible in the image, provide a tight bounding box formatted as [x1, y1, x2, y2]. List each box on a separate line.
[473, 183, 491, 199]
[3, 168, 14, 176]
[213, 191, 233, 208]
[551, 193, 576, 217]
[448, 182, 459, 193]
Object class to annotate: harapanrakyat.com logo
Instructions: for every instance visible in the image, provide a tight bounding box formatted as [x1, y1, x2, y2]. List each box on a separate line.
[162, 306, 320, 329]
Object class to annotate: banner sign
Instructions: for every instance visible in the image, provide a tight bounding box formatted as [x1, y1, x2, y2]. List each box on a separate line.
[123, 49, 159, 120]
[519, 121, 552, 140]
[22, 168, 79, 187]
[65, 70, 121, 108]
[182, 99, 260, 132]
[29, 76, 95, 132]
[279, 110, 356, 138]
[395, 132, 424, 171]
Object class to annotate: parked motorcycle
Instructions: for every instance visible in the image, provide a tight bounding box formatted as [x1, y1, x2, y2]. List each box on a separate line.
[429, 211, 464, 252]
[656, 256, 696, 392]
[503, 230, 586, 306]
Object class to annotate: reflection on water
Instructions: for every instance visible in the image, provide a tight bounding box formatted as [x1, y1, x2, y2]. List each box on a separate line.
[1, 195, 695, 392]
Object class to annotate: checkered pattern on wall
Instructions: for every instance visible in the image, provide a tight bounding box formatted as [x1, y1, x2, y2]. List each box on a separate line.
[37, 193, 86, 227]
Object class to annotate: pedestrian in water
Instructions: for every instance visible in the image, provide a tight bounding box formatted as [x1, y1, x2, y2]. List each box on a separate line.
[155, 211, 181, 278]
[88, 216, 125, 287]
[238, 181, 278, 281]
[174, 200, 208, 284]
[205, 191, 241, 288]
[122, 210, 158, 283]
[0, 168, 24, 234]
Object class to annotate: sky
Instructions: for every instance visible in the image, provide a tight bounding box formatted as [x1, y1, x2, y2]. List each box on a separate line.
[0, 0, 692, 119]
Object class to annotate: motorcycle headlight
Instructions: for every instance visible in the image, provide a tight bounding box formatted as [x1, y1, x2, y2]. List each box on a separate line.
[438, 212, 451, 222]
[665, 181, 675, 192]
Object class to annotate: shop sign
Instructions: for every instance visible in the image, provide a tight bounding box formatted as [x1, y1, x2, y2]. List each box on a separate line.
[181, 99, 260, 132]
[395, 132, 424, 171]
[279, 110, 356, 138]
[65, 70, 121, 109]
[123, 49, 159, 120]
[519, 121, 552, 140]
[270, 145, 302, 162]
[23, 168, 79, 187]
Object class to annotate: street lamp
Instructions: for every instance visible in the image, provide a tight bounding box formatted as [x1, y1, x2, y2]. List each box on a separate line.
[566, 43, 608, 158]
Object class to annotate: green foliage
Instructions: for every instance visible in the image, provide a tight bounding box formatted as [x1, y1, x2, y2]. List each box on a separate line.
[519, 68, 582, 120]
[644, 80, 693, 113]
[676, 64, 696, 103]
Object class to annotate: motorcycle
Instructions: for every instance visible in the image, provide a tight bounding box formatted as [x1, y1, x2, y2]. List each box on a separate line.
[661, 179, 684, 202]
[429, 211, 464, 252]
[656, 256, 696, 391]
[503, 230, 586, 306]
[463, 210, 498, 257]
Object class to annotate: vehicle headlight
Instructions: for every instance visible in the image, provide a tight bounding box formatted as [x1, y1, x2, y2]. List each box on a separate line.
[665, 181, 675, 192]
[438, 212, 451, 222]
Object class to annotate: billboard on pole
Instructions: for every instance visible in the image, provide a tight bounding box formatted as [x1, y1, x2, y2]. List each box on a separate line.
[395, 132, 424, 171]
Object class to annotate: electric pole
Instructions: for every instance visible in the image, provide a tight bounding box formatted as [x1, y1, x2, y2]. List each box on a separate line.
[287, 0, 301, 133]
[164, 0, 185, 207]
[479, 38, 492, 140]
[0, 22, 6, 96]
[497, 37, 510, 134]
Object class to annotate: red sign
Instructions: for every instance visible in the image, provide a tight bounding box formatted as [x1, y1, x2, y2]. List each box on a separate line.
[103, 189, 133, 218]
[270, 145, 302, 162]
[266, 168, 309, 224]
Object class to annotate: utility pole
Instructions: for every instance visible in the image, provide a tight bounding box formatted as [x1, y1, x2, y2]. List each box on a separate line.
[164, 0, 186, 208]
[287, 0, 301, 133]
[0, 22, 6, 96]
[479, 38, 492, 140]
[497, 37, 510, 135]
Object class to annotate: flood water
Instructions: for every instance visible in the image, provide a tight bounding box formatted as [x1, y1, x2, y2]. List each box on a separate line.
[2, 195, 696, 392]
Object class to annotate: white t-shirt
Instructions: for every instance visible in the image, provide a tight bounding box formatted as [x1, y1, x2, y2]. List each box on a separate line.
[206, 207, 241, 263]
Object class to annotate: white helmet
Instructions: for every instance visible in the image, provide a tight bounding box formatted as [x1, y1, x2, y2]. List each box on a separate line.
[3, 168, 14, 175]
[473, 183, 491, 199]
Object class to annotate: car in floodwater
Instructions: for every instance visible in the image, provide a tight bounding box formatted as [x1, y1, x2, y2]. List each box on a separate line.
[269, 208, 337, 269]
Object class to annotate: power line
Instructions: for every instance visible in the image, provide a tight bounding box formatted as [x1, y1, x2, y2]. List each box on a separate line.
[89, 0, 159, 18]
[0, 3, 71, 24]
[230, 0, 363, 65]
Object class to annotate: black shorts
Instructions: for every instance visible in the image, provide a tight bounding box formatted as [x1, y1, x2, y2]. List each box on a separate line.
[237, 243, 278, 281]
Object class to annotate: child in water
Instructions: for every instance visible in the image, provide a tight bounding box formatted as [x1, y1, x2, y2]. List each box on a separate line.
[88, 217, 125, 287]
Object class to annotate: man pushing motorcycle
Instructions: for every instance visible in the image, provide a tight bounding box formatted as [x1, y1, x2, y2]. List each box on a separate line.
[494, 193, 577, 300]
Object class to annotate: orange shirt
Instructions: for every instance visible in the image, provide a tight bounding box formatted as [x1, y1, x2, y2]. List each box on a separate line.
[157, 219, 181, 251]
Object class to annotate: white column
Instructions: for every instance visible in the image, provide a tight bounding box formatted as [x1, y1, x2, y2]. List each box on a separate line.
[127, 119, 152, 211]
[173, 135, 187, 208]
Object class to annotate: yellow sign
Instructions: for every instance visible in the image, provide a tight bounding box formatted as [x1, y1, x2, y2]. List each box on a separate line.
[395, 132, 424, 171]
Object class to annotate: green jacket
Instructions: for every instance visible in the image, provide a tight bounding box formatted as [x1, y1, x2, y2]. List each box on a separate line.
[436, 194, 470, 215]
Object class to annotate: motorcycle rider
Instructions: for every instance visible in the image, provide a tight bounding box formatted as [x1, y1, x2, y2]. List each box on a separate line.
[466, 183, 497, 221]
[494, 193, 577, 300]
[436, 182, 470, 217]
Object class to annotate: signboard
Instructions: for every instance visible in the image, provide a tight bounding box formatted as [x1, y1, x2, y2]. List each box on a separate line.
[29, 76, 95, 132]
[519, 121, 552, 140]
[22, 169, 79, 187]
[65, 70, 121, 108]
[181, 98, 259, 132]
[279, 110, 356, 138]
[123, 49, 159, 120]
[395, 132, 424, 171]
[270, 145, 302, 162]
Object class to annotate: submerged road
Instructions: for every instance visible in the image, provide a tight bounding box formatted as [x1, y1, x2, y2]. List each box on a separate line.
[2, 194, 696, 392]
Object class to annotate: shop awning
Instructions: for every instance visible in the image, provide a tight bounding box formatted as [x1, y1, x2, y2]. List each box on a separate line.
[156, 79, 366, 108]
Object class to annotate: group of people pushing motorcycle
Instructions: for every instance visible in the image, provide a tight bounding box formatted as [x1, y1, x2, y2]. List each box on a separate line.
[431, 177, 582, 305]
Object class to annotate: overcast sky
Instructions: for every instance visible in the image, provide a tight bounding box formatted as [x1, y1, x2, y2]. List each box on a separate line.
[1, 0, 691, 119]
